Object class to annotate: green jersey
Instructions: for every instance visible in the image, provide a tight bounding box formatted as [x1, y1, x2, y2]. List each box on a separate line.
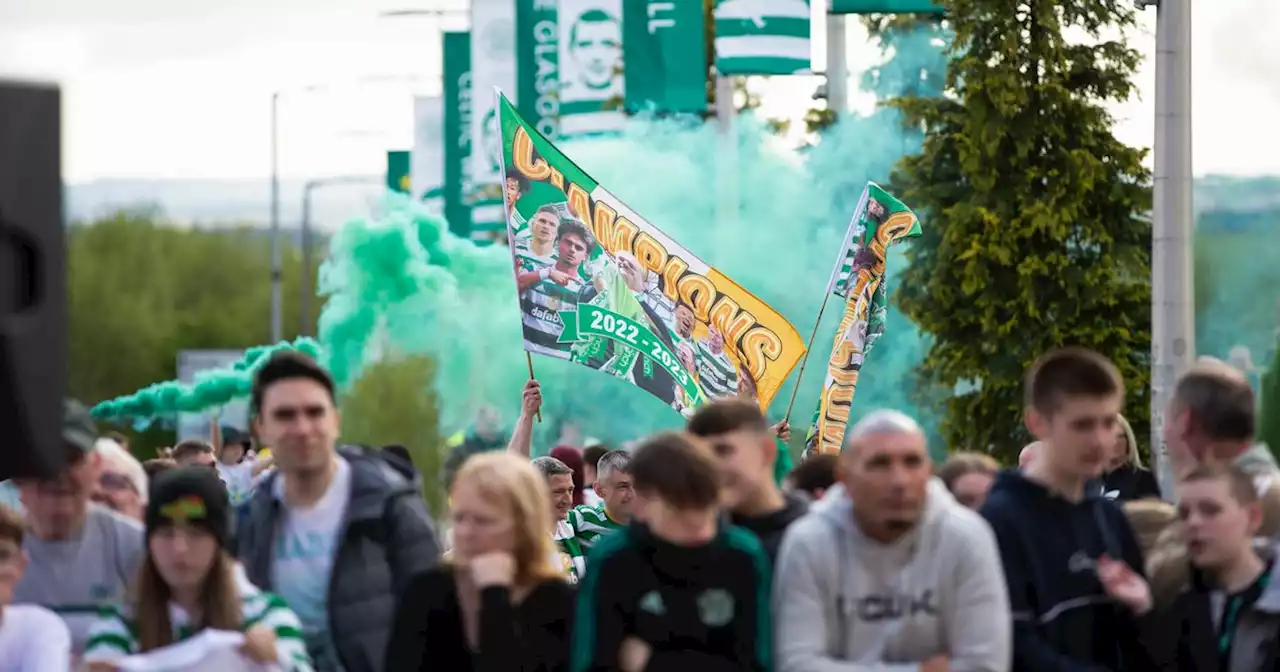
[567, 503, 624, 551]
[516, 251, 585, 358]
[553, 520, 587, 583]
[695, 340, 739, 399]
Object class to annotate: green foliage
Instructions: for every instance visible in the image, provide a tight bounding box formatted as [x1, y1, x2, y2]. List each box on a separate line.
[68, 211, 305, 457]
[339, 354, 446, 514]
[1262, 340, 1280, 460]
[890, 0, 1153, 461]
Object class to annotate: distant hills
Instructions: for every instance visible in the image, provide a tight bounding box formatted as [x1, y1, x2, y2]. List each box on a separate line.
[65, 175, 1280, 233]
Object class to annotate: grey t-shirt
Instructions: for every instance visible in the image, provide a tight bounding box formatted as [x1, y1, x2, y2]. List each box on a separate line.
[13, 504, 145, 654]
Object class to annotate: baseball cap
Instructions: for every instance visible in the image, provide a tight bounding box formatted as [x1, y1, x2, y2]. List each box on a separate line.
[64, 399, 98, 455]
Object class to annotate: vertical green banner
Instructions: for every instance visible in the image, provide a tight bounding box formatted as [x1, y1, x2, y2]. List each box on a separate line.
[385, 150, 410, 194]
[829, 0, 943, 13]
[442, 31, 473, 239]
[516, 0, 560, 141]
[470, 0, 517, 243]
[622, 0, 708, 114]
[557, 0, 625, 136]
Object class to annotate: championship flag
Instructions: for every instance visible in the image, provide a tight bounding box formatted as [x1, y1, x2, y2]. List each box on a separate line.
[557, 0, 626, 136]
[412, 96, 445, 213]
[714, 0, 811, 75]
[806, 183, 922, 455]
[443, 31, 474, 240]
[516, 0, 560, 140]
[494, 88, 805, 412]
[622, 0, 708, 114]
[385, 151, 410, 195]
[470, 0, 517, 243]
[829, 0, 943, 14]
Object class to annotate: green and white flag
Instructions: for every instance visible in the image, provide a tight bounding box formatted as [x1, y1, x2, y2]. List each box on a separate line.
[470, 0, 516, 242]
[494, 88, 807, 413]
[412, 96, 445, 214]
[516, 0, 560, 140]
[829, 0, 942, 13]
[442, 31, 473, 240]
[714, 0, 811, 75]
[622, 0, 708, 114]
[557, 0, 625, 136]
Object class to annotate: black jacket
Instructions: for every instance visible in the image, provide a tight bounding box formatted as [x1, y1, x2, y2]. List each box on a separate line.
[1101, 464, 1163, 502]
[1150, 560, 1280, 672]
[237, 445, 441, 672]
[730, 492, 808, 565]
[980, 469, 1155, 671]
[570, 521, 772, 672]
[385, 566, 575, 672]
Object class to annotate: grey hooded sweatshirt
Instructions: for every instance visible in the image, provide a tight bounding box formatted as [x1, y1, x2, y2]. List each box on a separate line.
[773, 479, 1011, 672]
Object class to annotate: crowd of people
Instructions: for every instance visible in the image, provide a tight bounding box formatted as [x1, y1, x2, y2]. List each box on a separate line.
[0, 346, 1278, 670]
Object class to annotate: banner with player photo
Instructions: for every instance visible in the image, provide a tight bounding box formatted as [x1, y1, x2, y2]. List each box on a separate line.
[494, 89, 805, 413]
[806, 183, 922, 455]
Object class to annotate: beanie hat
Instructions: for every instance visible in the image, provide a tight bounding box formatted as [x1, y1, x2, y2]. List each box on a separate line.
[146, 466, 231, 549]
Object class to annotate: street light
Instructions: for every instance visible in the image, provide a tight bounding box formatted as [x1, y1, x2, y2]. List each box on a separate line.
[268, 74, 424, 343]
[1136, 0, 1193, 500]
[299, 176, 382, 336]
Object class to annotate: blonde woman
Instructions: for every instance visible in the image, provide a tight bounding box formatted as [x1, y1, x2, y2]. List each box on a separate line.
[82, 467, 311, 670]
[1100, 413, 1162, 501]
[386, 452, 574, 672]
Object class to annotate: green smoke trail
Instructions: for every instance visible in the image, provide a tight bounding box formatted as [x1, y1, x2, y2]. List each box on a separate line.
[90, 337, 323, 421]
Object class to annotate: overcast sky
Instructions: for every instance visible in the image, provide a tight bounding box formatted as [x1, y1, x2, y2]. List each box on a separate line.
[0, 0, 1275, 182]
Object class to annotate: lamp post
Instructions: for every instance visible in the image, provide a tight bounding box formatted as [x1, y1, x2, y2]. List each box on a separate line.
[299, 175, 382, 336]
[1137, 0, 1194, 499]
[268, 74, 426, 342]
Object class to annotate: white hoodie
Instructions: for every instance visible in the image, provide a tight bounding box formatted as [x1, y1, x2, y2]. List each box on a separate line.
[773, 479, 1011, 672]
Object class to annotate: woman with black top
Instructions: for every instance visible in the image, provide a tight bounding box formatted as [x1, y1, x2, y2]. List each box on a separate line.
[386, 452, 574, 672]
[1151, 464, 1280, 671]
[1102, 413, 1163, 501]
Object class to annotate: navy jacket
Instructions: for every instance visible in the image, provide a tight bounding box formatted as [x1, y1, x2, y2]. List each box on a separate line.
[980, 469, 1155, 671]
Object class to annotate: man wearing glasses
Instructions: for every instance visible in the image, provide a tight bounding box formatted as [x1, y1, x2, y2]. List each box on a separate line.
[12, 400, 145, 661]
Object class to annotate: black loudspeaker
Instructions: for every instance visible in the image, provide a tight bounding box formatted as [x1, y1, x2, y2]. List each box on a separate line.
[0, 81, 68, 481]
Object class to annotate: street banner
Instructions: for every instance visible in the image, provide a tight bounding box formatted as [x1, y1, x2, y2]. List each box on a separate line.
[516, 0, 561, 141]
[176, 350, 249, 442]
[622, 0, 708, 114]
[829, 0, 943, 14]
[806, 183, 922, 455]
[495, 89, 805, 412]
[385, 150, 410, 195]
[471, 0, 517, 242]
[714, 0, 812, 75]
[442, 31, 474, 239]
[412, 96, 445, 213]
[557, 0, 626, 136]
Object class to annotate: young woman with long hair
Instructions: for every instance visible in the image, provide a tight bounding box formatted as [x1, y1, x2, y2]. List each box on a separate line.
[82, 467, 312, 670]
[386, 452, 574, 671]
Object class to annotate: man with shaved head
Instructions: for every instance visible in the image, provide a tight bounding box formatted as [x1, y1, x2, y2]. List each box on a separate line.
[773, 409, 1010, 672]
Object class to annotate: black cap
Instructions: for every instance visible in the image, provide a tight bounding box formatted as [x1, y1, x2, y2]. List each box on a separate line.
[64, 399, 98, 454]
[146, 467, 231, 549]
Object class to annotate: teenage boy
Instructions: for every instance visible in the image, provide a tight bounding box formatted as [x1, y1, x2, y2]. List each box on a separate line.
[571, 432, 772, 671]
[687, 399, 807, 562]
[981, 348, 1155, 670]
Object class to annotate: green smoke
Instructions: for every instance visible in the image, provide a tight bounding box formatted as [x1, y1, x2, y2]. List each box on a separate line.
[90, 337, 323, 421]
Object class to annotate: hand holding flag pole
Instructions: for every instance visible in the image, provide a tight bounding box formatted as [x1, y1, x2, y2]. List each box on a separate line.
[525, 352, 542, 424]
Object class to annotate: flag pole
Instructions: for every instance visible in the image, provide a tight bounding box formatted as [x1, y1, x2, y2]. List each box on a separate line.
[782, 292, 838, 425]
[524, 352, 543, 423]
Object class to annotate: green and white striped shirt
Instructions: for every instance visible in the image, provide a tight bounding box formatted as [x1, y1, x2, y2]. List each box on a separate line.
[695, 340, 739, 399]
[82, 572, 313, 671]
[566, 503, 624, 551]
[553, 520, 587, 583]
[516, 252, 586, 359]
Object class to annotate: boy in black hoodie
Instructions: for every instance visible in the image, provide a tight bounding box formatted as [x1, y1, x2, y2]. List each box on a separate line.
[571, 431, 772, 672]
[688, 399, 808, 563]
[980, 348, 1156, 671]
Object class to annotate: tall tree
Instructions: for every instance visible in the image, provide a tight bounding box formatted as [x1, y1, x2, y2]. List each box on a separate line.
[340, 354, 446, 515]
[890, 0, 1152, 460]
